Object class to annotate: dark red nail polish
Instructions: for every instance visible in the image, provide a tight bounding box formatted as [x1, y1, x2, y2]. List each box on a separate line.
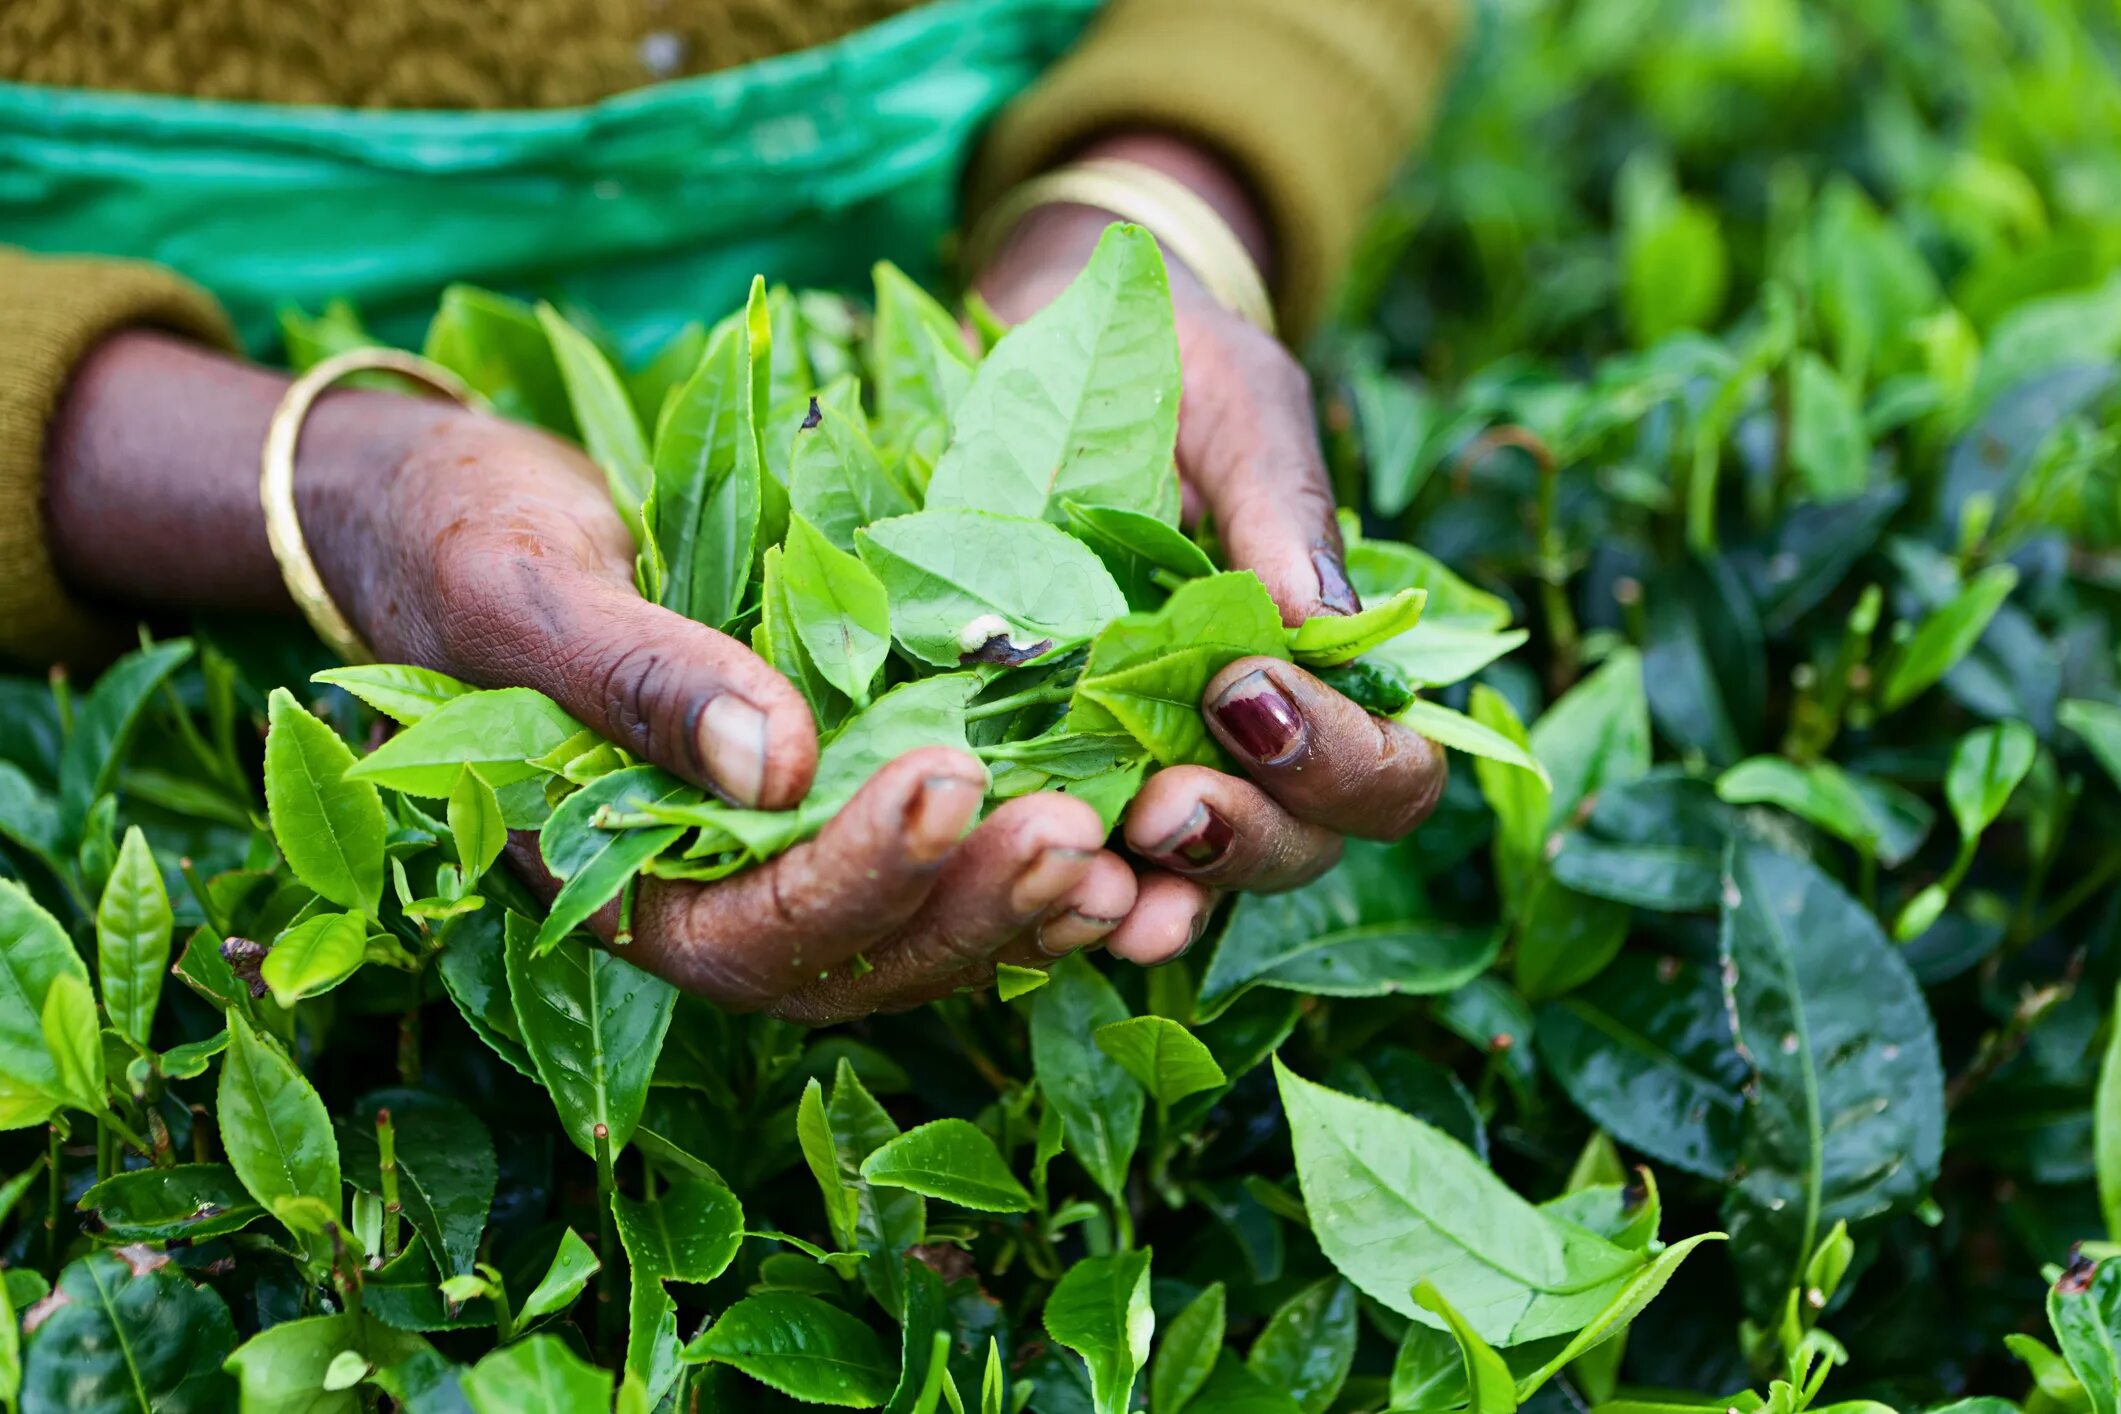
[1312, 545, 1360, 616]
[1148, 802, 1235, 870]
[1213, 670, 1306, 764]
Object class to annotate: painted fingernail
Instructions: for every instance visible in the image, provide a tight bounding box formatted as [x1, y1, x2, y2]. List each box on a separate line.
[1038, 908, 1125, 957]
[699, 694, 767, 806]
[1009, 846, 1097, 917]
[1146, 802, 1235, 871]
[1212, 670, 1306, 765]
[908, 775, 985, 863]
[1313, 545, 1359, 616]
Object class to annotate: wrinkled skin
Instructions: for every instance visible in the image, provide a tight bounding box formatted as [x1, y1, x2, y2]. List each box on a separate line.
[46, 136, 1445, 1022]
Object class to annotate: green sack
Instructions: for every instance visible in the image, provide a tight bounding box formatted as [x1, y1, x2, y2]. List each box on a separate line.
[0, 0, 1097, 357]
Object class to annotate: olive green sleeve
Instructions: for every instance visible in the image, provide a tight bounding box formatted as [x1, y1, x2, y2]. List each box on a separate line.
[0, 248, 238, 668]
[968, 0, 1465, 340]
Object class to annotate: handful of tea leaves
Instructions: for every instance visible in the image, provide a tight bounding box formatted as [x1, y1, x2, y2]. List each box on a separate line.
[308, 227, 1537, 953]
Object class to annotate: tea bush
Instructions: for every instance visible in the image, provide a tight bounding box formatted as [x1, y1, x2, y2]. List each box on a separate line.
[2, 0, 2121, 1410]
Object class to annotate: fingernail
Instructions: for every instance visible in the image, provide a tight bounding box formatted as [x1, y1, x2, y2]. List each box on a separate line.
[1313, 544, 1359, 616]
[1009, 846, 1097, 917]
[1212, 670, 1306, 765]
[1146, 802, 1235, 871]
[1038, 908, 1124, 957]
[1155, 907, 1213, 966]
[908, 775, 984, 864]
[699, 694, 767, 806]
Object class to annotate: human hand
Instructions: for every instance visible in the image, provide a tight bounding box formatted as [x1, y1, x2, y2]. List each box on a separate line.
[973, 138, 1449, 939]
[47, 332, 1200, 1019]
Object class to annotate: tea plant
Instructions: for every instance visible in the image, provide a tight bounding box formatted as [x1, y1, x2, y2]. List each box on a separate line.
[3, 0, 2121, 1409]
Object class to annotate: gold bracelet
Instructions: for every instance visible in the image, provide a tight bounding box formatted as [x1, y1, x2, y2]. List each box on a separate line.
[966, 158, 1278, 336]
[260, 348, 483, 665]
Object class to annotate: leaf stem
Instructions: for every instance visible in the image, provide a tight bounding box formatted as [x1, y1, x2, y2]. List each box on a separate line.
[966, 682, 1076, 722]
[2030, 853, 2121, 941]
[396, 1008, 421, 1087]
[594, 1122, 621, 1357]
[376, 1109, 403, 1263]
[100, 1111, 151, 1160]
[44, 1125, 60, 1278]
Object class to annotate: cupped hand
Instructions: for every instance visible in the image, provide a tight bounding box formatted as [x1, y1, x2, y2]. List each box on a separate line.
[314, 409, 1200, 1017]
[974, 140, 1449, 943]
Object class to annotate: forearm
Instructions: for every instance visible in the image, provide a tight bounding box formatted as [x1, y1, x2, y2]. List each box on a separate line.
[44, 331, 450, 619]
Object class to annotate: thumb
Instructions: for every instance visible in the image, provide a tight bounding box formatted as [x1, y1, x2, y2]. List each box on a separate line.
[1178, 319, 1359, 626]
[436, 561, 817, 809]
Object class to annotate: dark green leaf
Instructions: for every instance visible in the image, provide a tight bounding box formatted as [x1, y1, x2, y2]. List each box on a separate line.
[21, 1249, 235, 1414]
[1200, 840, 1491, 1020]
[1030, 954, 1141, 1204]
[504, 912, 675, 1157]
[339, 1091, 495, 1279]
[1536, 954, 1747, 1179]
[1246, 1279, 1357, 1414]
[682, 1291, 895, 1407]
[1150, 1282, 1224, 1414]
[1719, 841, 1946, 1321]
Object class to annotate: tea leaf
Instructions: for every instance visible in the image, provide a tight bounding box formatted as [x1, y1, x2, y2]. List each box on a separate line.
[1093, 1017, 1227, 1105]
[783, 513, 893, 707]
[265, 688, 385, 917]
[1399, 699, 1552, 786]
[1030, 954, 1141, 1203]
[1150, 1281, 1225, 1414]
[504, 912, 675, 1157]
[21, 1249, 236, 1413]
[682, 1291, 895, 1406]
[861, 1119, 1034, 1212]
[1276, 1059, 1646, 1343]
[345, 688, 581, 797]
[1289, 589, 1427, 667]
[648, 294, 764, 630]
[447, 767, 506, 884]
[926, 224, 1181, 525]
[1045, 1250, 1154, 1414]
[1247, 1279, 1357, 1414]
[1072, 571, 1289, 768]
[540, 303, 650, 535]
[258, 911, 367, 1007]
[312, 664, 475, 726]
[1880, 564, 2019, 710]
[465, 1332, 615, 1414]
[856, 509, 1127, 669]
[1720, 841, 1945, 1321]
[339, 1091, 496, 1279]
[96, 827, 171, 1048]
[218, 1012, 340, 1264]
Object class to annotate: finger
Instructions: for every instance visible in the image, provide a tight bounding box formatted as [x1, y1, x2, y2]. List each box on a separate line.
[622, 747, 986, 1008]
[1177, 317, 1356, 625]
[432, 555, 816, 809]
[861, 850, 1140, 1012]
[994, 851, 1139, 965]
[1103, 870, 1216, 967]
[1122, 765, 1342, 893]
[1202, 657, 1447, 840]
[769, 793, 1110, 1024]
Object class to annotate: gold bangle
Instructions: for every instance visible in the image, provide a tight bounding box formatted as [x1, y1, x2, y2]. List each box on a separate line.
[260, 348, 482, 665]
[966, 158, 1278, 336]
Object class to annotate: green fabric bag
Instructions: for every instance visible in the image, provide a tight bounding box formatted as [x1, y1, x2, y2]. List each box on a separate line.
[0, 0, 1098, 357]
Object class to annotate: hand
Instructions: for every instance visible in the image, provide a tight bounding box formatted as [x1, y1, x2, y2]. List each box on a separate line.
[974, 136, 1449, 933]
[47, 332, 1206, 1019]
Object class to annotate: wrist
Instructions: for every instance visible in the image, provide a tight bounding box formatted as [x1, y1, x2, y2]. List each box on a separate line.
[44, 329, 471, 623]
[971, 132, 1276, 330]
